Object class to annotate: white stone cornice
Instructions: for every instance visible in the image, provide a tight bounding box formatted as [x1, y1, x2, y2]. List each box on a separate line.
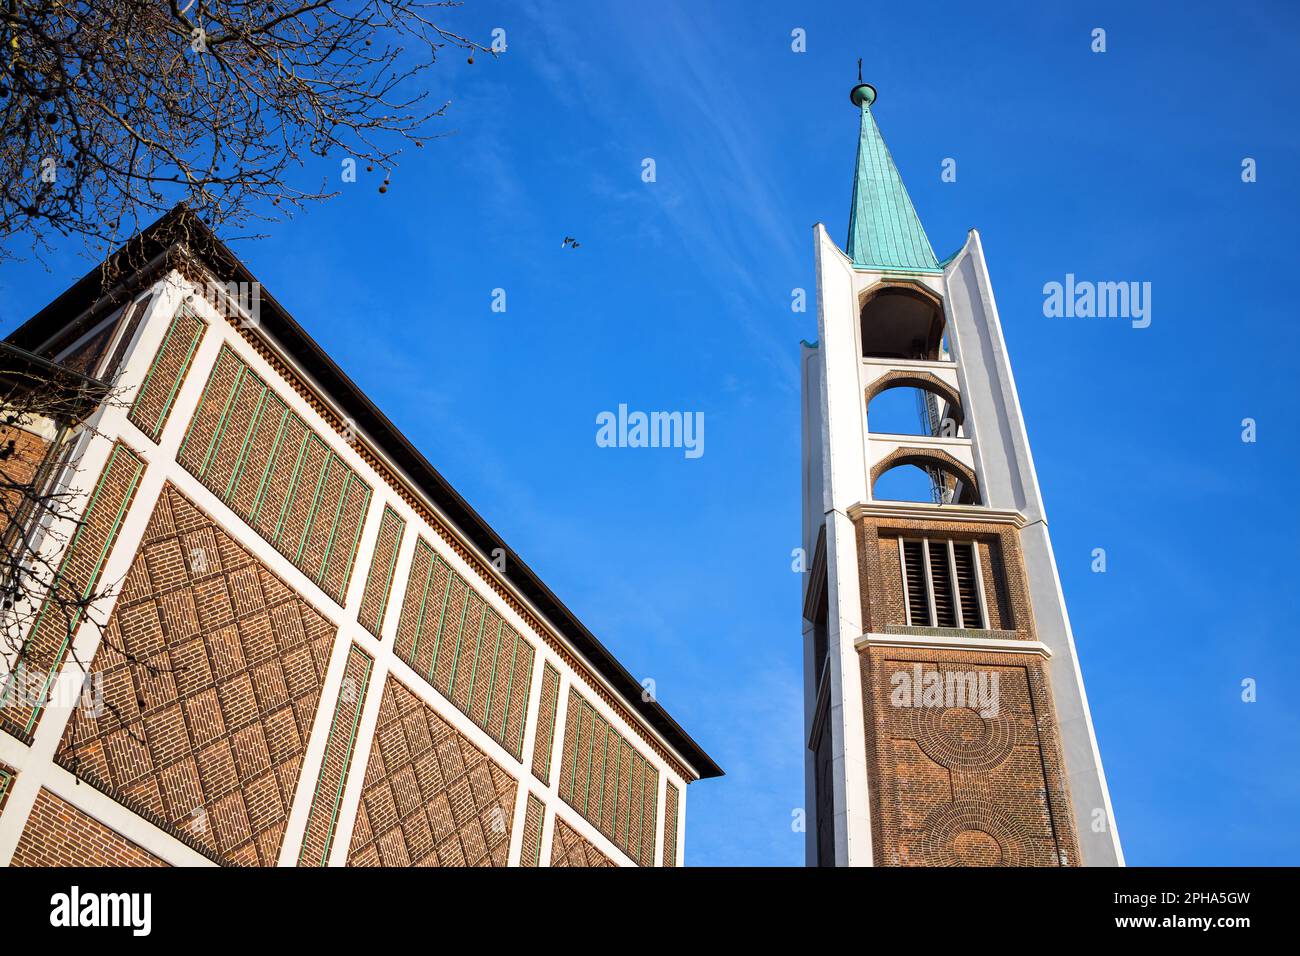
[847, 500, 1030, 528]
[855, 631, 1053, 659]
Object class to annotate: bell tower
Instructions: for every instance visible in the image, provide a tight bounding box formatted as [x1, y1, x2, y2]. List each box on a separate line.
[800, 80, 1122, 866]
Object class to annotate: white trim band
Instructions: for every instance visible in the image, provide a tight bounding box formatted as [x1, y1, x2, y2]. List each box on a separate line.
[856, 632, 1053, 659]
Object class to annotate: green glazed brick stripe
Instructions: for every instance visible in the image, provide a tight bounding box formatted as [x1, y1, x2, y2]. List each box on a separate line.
[521, 793, 545, 867]
[2, 443, 145, 735]
[559, 686, 660, 865]
[128, 306, 205, 441]
[176, 343, 372, 606]
[0, 768, 13, 813]
[394, 537, 534, 760]
[299, 645, 373, 867]
[358, 505, 405, 637]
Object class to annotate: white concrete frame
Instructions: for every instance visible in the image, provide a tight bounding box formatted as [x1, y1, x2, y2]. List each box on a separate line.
[0, 266, 690, 867]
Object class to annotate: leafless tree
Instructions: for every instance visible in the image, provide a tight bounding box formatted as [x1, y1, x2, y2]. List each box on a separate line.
[1, 0, 491, 262]
[0, 343, 135, 744]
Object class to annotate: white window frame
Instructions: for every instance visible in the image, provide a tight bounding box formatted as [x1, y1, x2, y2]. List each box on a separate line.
[898, 536, 987, 630]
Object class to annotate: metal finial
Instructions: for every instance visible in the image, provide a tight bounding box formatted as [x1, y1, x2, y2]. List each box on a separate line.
[857, 58, 863, 83]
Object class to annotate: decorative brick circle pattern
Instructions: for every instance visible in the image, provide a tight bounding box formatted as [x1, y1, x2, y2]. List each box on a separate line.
[917, 800, 1029, 867]
[550, 816, 616, 868]
[55, 483, 336, 866]
[911, 704, 1016, 773]
[346, 675, 517, 867]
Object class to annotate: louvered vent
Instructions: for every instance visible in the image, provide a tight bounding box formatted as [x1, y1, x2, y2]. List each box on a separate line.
[953, 541, 983, 628]
[902, 540, 930, 626]
[928, 541, 958, 627]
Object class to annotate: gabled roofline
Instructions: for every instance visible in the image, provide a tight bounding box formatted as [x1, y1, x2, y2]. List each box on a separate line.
[8, 205, 723, 781]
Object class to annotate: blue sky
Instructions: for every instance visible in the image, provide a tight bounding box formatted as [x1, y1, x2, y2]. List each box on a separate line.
[4, 0, 1299, 865]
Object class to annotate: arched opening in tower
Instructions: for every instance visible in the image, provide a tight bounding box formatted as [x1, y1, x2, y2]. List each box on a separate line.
[860, 286, 945, 361]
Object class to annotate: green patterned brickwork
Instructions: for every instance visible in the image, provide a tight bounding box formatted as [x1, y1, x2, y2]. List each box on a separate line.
[0, 443, 145, 737]
[129, 305, 206, 441]
[356, 505, 405, 637]
[392, 537, 535, 760]
[299, 644, 373, 866]
[177, 343, 372, 607]
[558, 686, 660, 866]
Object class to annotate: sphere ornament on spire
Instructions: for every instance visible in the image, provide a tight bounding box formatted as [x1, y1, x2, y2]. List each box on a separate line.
[849, 82, 877, 108]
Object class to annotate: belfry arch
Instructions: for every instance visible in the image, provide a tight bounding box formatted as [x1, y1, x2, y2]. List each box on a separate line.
[859, 282, 946, 361]
[869, 446, 980, 505]
[864, 369, 964, 433]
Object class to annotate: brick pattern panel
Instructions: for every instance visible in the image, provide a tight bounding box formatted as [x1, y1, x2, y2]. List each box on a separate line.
[860, 648, 1080, 866]
[549, 815, 615, 868]
[852, 513, 1079, 867]
[176, 343, 371, 606]
[392, 538, 535, 759]
[298, 643, 373, 866]
[128, 305, 205, 441]
[519, 791, 545, 867]
[531, 662, 560, 785]
[0, 424, 54, 543]
[357, 505, 404, 637]
[347, 674, 517, 867]
[662, 781, 679, 867]
[1, 442, 145, 738]
[54, 484, 337, 867]
[558, 686, 658, 866]
[11, 789, 167, 867]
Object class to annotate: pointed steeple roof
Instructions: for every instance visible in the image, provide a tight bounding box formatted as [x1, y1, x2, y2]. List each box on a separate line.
[845, 83, 940, 272]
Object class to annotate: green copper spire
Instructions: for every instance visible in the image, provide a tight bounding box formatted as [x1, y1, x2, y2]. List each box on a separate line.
[846, 83, 940, 272]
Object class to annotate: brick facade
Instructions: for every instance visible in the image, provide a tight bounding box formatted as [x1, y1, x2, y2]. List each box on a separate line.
[393, 538, 534, 760]
[55, 484, 336, 866]
[298, 644, 373, 866]
[558, 686, 660, 867]
[1, 442, 145, 739]
[852, 514, 1079, 866]
[12, 789, 167, 867]
[549, 815, 615, 868]
[346, 674, 517, 866]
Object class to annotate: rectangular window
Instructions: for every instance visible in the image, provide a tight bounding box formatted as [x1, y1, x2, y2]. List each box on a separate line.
[898, 537, 986, 629]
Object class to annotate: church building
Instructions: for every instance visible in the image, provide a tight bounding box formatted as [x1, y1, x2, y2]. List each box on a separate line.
[801, 81, 1122, 866]
[0, 206, 721, 867]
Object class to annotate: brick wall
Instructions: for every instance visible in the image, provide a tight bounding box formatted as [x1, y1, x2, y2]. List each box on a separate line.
[519, 791, 545, 867]
[531, 662, 560, 785]
[392, 538, 534, 759]
[549, 815, 614, 867]
[298, 644, 373, 866]
[176, 343, 372, 607]
[1, 442, 145, 739]
[853, 513, 1079, 866]
[347, 674, 517, 866]
[356, 505, 404, 637]
[11, 789, 167, 867]
[128, 305, 206, 441]
[558, 686, 658, 866]
[55, 483, 337, 866]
